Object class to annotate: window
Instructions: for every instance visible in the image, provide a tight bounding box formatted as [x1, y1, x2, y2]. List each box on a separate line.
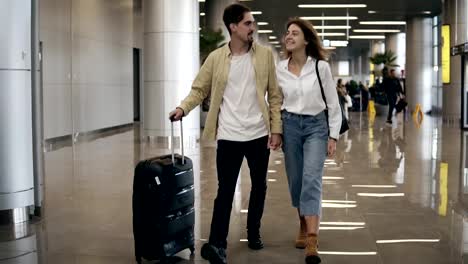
[338, 60, 349, 76]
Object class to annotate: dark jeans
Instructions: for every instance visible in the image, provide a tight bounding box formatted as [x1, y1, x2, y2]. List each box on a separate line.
[387, 95, 397, 122]
[208, 135, 270, 249]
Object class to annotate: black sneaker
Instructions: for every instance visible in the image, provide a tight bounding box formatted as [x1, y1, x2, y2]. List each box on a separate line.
[305, 255, 322, 264]
[247, 235, 264, 250]
[200, 243, 227, 264]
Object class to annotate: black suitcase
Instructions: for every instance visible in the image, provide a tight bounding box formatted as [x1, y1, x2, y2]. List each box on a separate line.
[133, 120, 195, 263]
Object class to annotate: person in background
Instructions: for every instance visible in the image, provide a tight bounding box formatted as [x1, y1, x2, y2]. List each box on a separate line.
[336, 79, 352, 119]
[359, 81, 369, 111]
[382, 68, 404, 125]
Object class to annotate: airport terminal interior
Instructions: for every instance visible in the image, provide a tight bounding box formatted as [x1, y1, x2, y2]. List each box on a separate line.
[2, 0, 468, 263]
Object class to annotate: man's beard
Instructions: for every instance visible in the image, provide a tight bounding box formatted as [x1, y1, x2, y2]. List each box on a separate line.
[247, 33, 254, 43]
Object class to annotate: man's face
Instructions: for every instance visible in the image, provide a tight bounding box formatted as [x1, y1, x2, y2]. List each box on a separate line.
[230, 12, 255, 44]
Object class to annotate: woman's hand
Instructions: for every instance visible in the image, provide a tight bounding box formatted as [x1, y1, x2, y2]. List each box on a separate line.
[327, 138, 337, 158]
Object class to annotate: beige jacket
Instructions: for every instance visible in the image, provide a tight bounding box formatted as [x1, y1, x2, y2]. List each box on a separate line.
[179, 42, 283, 141]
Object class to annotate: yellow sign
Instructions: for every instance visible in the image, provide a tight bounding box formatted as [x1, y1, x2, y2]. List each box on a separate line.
[368, 100, 376, 126]
[412, 104, 424, 128]
[442, 25, 450, 84]
[369, 63, 375, 87]
[438, 163, 448, 216]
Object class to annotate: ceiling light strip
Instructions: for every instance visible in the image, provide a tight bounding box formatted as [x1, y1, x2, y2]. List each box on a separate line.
[353, 29, 401, 33]
[299, 4, 366, 8]
[330, 40, 349, 47]
[360, 21, 406, 25]
[301, 16, 358, 21]
[315, 26, 352, 29]
[349, 35, 386, 39]
[318, 33, 346, 36]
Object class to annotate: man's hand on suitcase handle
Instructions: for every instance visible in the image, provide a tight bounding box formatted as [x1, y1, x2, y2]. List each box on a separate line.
[169, 107, 184, 122]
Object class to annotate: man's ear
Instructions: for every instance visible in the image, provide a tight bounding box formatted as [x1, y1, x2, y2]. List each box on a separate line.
[229, 23, 237, 33]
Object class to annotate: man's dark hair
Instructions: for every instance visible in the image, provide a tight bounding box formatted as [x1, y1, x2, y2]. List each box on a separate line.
[382, 67, 389, 77]
[223, 3, 251, 35]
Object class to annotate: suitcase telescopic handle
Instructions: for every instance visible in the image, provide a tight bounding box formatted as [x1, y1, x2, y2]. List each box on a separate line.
[170, 119, 185, 165]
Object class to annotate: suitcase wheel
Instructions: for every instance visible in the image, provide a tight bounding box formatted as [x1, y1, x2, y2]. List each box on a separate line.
[190, 246, 195, 255]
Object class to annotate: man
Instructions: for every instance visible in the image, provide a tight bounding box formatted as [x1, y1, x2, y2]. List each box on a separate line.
[382, 68, 404, 125]
[359, 81, 369, 112]
[169, 3, 282, 264]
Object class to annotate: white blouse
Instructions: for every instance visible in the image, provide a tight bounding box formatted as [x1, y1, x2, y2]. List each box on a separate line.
[276, 56, 342, 139]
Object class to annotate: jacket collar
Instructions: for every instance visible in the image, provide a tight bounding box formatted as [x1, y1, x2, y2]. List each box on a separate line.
[221, 41, 257, 57]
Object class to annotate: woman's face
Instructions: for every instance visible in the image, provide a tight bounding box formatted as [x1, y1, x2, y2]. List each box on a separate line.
[285, 23, 308, 53]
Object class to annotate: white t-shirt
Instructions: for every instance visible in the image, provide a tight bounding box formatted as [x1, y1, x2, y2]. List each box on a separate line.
[217, 52, 268, 141]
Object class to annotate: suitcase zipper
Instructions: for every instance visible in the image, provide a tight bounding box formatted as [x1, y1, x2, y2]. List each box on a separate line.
[175, 169, 193, 176]
[175, 185, 194, 196]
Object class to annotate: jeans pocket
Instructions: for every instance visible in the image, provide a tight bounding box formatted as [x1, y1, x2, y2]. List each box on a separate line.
[317, 111, 327, 121]
[281, 110, 291, 121]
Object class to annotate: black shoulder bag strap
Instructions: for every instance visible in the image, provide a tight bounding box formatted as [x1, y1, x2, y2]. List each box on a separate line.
[315, 59, 330, 132]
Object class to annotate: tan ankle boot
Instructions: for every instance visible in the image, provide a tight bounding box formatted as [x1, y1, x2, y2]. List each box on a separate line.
[305, 234, 321, 264]
[295, 228, 307, 248]
[296, 228, 307, 249]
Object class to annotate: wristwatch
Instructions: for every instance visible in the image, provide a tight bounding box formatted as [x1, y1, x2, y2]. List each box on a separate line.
[329, 137, 337, 142]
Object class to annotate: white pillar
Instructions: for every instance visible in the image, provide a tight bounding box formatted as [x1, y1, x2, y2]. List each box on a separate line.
[385, 33, 406, 73]
[372, 40, 385, 55]
[0, 0, 35, 222]
[371, 40, 385, 76]
[143, 0, 200, 140]
[362, 49, 371, 85]
[442, 0, 468, 120]
[406, 17, 433, 112]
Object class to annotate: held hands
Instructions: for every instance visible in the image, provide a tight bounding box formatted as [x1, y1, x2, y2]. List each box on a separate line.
[169, 108, 184, 121]
[327, 138, 337, 158]
[268, 133, 282, 150]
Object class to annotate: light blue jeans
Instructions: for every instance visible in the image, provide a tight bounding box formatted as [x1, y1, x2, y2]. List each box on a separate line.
[282, 110, 328, 216]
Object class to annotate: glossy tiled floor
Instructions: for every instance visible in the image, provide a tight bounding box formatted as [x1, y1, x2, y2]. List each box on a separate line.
[2, 110, 468, 264]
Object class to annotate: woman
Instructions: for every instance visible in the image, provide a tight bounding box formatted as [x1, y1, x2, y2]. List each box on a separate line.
[336, 79, 352, 120]
[276, 18, 342, 264]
